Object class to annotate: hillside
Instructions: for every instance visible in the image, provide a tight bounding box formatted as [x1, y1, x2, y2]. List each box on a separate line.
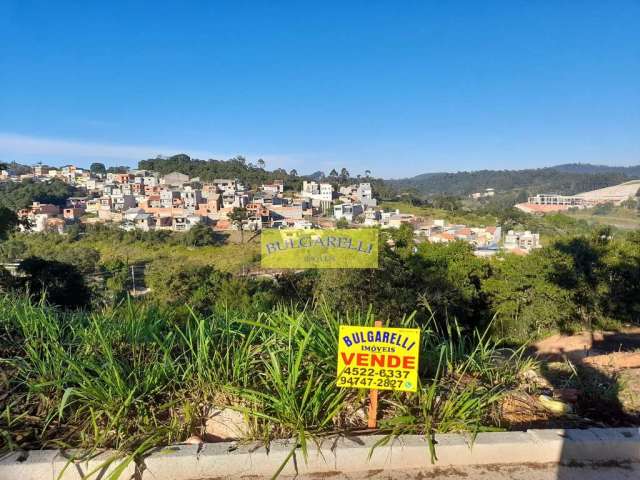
[551, 163, 640, 176]
[138, 154, 296, 187]
[388, 164, 640, 197]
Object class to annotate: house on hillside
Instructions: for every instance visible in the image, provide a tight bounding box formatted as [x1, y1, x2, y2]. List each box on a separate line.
[504, 230, 540, 252]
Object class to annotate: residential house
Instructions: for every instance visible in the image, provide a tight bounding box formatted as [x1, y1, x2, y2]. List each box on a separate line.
[333, 203, 364, 222]
[181, 187, 203, 210]
[504, 230, 540, 252]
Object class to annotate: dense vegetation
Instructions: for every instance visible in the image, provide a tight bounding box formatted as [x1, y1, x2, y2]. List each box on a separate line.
[0, 178, 77, 210]
[388, 166, 638, 197]
[0, 296, 531, 463]
[2, 218, 639, 342]
[552, 163, 640, 176]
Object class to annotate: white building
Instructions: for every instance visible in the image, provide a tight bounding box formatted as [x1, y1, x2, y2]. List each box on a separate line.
[301, 181, 333, 210]
[339, 183, 377, 207]
[111, 194, 137, 212]
[160, 189, 180, 208]
[261, 180, 284, 195]
[504, 230, 541, 251]
[181, 187, 203, 210]
[333, 203, 364, 222]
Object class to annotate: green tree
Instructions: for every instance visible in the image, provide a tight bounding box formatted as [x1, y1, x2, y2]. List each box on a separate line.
[0, 207, 19, 241]
[101, 259, 131, 305]
[16, 257, 92, 309]
[182, 223, 221, 247]
[336, 217, 349, 229]
[90, 162, 107, 175]
[484, 249, 576, 342]
[412, 241, 490, 329]
[106, 166, 130, 173]
[228, 207, 249, 243]
[390, 223, 415, 253]
[0, 266, 17, 293]
[146, 261, 230, 312]
[314, 247, 421, 321]
[0, 178, 76, 210]
[599, 235, 640, 322]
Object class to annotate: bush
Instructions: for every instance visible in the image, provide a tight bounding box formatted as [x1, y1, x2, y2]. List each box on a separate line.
[15, 257, 92, 309]
[0, 295, 530, 458]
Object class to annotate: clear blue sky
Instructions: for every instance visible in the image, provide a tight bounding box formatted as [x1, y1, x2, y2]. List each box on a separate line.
[1, 1, 639, 178]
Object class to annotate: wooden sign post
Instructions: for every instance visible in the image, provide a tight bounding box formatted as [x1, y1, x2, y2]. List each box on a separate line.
[367, 320, 383, 429]
[336, 322, 420, 430]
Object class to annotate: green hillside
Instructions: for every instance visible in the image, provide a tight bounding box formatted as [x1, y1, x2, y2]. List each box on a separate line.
[388, 165, 639, 197]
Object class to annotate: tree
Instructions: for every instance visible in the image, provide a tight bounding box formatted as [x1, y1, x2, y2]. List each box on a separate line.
[16, 257, 92, 309]
[0, 207, 19, 241]
[484, 248, 576, 342]
[365, 169, 371, 178]
[314, 247, 422, 321]
[600, 233, 640, 322]
[90, 162, 107, 175]
[228, 207, 249, 243]
[336, 217, 349, 229]
[145, 260, 231, 312]
[289, 169, 298, 177]
[340, 168, 350, 181]
[0, 266, 17, 293]
[329, 169, 338, 178]
[182, 223, 221, 247]
[257, 159, 266, 170]
[0, 178, 76, 210]
[106, 166, 130, 174]
[413, 241, 490, 329]
[391, 223, 415, 252]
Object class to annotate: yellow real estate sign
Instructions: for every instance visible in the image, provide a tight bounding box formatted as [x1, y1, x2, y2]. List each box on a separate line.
[336, 325, 420, 392]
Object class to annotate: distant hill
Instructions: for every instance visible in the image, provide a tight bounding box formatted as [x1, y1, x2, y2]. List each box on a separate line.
[388, 164, 640, 197]
[550, 163, 640, 176]
[307, 170, 326, 181]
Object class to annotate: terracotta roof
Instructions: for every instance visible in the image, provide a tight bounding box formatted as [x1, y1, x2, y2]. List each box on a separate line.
[515, 203, 571, 213]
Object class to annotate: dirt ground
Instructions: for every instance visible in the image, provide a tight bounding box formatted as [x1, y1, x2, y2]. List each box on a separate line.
[531, 328, 640, 363]
[279, 463, 640, 480]
[499, 327, 640, 429]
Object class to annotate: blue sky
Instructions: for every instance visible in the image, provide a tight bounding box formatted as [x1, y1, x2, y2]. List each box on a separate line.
[1, 1, 639, 178]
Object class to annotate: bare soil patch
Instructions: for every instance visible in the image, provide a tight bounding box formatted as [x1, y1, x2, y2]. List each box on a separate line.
[499, 328, 640, 429]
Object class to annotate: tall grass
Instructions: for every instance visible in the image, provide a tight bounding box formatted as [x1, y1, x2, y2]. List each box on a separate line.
[0, 294, 532, 473]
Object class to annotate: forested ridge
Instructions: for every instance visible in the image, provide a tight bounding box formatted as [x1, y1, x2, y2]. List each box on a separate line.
[388, 164, 640, 197]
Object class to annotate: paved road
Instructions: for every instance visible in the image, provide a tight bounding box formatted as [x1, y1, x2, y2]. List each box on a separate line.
[280, 463, 640, 479]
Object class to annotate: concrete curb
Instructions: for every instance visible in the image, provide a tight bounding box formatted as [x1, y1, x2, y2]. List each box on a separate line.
[1, 428, 639, 480]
